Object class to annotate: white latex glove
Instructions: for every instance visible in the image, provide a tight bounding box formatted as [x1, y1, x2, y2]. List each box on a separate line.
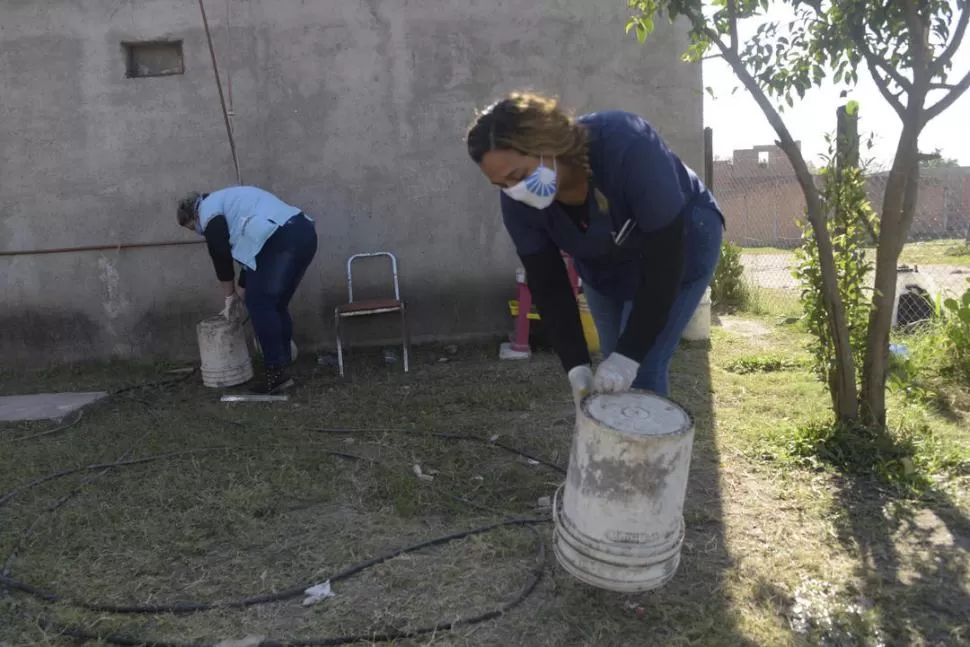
[220, 293, 244, 323]
[567, 365, 593, 408]
[592, 353, 640, 393]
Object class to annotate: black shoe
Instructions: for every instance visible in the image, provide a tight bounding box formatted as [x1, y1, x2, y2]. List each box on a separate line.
[250, 366, 295, 395]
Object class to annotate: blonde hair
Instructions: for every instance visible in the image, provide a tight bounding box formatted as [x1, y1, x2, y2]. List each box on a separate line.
[466, 91, 609, 212]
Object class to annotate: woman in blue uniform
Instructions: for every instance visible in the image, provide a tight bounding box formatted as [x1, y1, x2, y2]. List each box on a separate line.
[177, 186, 318, 394]
[465, 91, 724, 404]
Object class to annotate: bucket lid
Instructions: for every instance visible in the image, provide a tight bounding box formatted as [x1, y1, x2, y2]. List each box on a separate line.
[583, 391, 691, 437]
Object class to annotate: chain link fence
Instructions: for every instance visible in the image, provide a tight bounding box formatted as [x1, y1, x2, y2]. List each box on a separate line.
[710, 142, 970, 325]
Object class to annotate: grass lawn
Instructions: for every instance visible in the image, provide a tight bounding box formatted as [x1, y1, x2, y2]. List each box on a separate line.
[742, 238, 970, 268]
[1, 321, 968, 646]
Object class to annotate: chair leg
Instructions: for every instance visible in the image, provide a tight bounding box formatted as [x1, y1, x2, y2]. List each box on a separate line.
[334, 309, 345, 378]
[400, 305, 410, 374]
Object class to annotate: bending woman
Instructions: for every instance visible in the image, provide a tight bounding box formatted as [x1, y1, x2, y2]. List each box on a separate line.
[177, 185, 318, 394]
[466, 92, 724, 403]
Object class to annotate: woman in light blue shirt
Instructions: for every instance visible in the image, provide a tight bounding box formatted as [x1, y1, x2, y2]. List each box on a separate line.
[177, 186, 317, 394]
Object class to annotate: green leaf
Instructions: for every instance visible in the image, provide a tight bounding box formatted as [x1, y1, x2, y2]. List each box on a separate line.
[944, 298, 959, 312]
[959, 309, 970, 325]
[846, 100, 860, 115]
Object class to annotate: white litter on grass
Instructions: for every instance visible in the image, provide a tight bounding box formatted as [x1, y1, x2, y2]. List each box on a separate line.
[489, 434, 500, 442]
[302, 580, 335, 606]
[536, 496, 552, 510]
[527, 459, 540, 466]
[412, 464, 434, 482]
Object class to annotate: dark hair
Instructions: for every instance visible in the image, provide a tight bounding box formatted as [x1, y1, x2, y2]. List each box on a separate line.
[176, 192, 203, 227]
[465, 91, 591, 177]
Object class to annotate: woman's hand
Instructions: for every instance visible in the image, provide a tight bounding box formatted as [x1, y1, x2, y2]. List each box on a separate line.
[567, 365, 593, 409]
[593, 353, 639, 393]
[220, 292, 245, 323]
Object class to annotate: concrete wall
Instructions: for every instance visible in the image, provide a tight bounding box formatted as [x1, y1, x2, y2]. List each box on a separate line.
[714, 145, 970, 248]
[0, 0, 702, 368]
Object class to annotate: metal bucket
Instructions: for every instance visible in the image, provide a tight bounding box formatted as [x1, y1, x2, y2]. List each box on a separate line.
[553, 390, 695, 593]
[196, 316, 254, 388]
[682, 286, 712, 341]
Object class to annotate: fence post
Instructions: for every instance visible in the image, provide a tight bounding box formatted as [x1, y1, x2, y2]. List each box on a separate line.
[836, 104, 860, 169]
[835, 104, 870, 243]
[704, 127, 714, 191]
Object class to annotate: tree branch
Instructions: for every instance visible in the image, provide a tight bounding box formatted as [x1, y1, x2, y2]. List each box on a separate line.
[924, 69, 970, 122]
[728, 0, 739, 54]
[858, 37, 914, 93]
[847, 19, 914, 95]
[928, 82, 958, 90]
[932, 1, 969, 74]
[867, 58, 907, 118]
[900, 0, 930, 72]
[694, 15, 858, 418]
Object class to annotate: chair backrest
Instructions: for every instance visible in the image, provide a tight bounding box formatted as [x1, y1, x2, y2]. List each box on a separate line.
[346, 252, 400, 303]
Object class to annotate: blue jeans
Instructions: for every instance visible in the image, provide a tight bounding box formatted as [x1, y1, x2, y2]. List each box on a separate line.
[243, 214, 318, 369]
[583, 205, 723, 396]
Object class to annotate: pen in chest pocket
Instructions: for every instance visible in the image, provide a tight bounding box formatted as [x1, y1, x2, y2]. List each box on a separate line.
[612, 218, 634, 246]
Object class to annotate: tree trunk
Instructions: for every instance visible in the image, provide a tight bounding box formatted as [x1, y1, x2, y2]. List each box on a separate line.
[711, 43, 859, 421]
[860, 128, 921, 429]
[859, 0, 931, 429]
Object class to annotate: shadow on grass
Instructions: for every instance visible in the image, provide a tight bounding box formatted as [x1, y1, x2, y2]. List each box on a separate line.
[535, 337, 773, 646]
[792, 421, 970, 644]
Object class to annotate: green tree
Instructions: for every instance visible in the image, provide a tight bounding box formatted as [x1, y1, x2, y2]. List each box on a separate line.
[626, 0, 970, 429]
[919, 147, 961, 168]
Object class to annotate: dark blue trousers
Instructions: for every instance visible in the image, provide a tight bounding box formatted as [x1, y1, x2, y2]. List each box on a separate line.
[584, 205, 724, 397]
[243, 214, 317, 369]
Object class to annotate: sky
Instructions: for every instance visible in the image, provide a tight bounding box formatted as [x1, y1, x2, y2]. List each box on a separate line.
[702, 4, 970, 168]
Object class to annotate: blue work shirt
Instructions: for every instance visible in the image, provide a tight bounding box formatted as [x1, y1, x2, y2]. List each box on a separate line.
[198, 186, 305, 270]
[500, 110, 722, 299]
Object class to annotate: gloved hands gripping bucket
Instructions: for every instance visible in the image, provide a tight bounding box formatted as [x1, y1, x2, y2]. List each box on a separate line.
[220, 293, 247, 325]
[568, 352, 640, 408]
[217, 292, 298, 361]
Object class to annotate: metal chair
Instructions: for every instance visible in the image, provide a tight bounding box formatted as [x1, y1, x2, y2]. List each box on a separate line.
[334, 252, 410, 377]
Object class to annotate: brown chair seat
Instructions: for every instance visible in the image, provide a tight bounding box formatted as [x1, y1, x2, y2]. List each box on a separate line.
[336, 298, 403, 316]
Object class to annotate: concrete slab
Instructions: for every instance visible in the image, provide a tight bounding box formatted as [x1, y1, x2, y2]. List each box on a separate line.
[0, 392, 108, 422]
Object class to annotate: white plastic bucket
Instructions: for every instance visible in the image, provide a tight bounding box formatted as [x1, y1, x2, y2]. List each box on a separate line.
[681, 286, 712, 341]
[553, 390, 695, 593]
[196, 316, 254, 388]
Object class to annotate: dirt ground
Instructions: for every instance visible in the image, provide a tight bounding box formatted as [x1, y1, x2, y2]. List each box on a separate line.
[1, 324, 967, 647]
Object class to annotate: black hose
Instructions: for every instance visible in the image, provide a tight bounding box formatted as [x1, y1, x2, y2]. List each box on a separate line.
[1, 517, 547, 614]
[0, 447, 230, 508]
[3, 373, 564, 646]
[39, 523, 544, 647]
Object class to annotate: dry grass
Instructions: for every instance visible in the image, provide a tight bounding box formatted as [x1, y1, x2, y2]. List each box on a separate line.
[1, 325, 967, 647]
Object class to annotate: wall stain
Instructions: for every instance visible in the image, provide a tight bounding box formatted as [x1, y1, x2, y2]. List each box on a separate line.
[97, 255, 129, 320]
[0, 309, 101, 368]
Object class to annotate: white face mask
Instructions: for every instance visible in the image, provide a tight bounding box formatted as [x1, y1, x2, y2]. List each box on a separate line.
[502, 157, 557, 209]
